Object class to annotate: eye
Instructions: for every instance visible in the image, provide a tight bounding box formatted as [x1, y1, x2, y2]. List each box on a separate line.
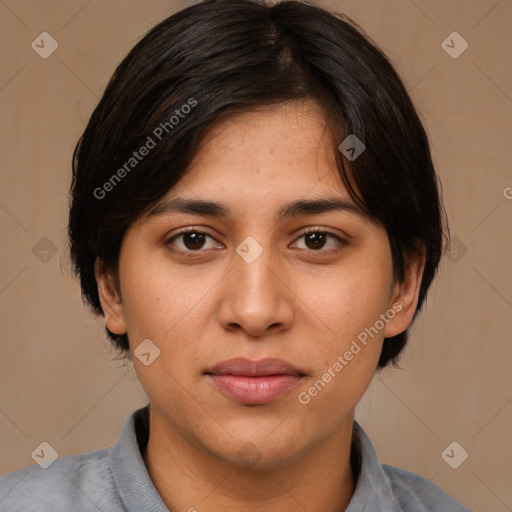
[165, 227, 348, 255]
[291, 228, 347, 253]
[165, 228, 221, 252]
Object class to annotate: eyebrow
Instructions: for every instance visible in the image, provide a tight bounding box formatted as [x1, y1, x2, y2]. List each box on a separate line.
[145, 196, 369, 222]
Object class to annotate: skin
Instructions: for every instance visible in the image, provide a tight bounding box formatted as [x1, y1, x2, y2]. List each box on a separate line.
[96, 100, 425, 512]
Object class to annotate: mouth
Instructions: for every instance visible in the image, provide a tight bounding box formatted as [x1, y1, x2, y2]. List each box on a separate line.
[204, 357, 306, 405]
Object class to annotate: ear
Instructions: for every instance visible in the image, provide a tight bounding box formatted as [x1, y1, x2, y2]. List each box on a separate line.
[94, 258, 127, 335]
[383, 247, 426, 338]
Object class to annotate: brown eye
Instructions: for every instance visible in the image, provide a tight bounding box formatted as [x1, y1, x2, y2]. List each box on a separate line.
[166, 230, 219, 252]
[304, 232, 327, 250]
[293, 229, 347, 254]
[182, 232, 207, 250]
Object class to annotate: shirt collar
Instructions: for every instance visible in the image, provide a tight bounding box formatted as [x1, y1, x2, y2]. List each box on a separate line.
[346, 421, 399, 511]
[109, 404, 169, 511]
[109, 405, 400, 512]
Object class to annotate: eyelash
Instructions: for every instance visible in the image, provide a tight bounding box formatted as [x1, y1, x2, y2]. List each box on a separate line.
[165, 226, 348, 256]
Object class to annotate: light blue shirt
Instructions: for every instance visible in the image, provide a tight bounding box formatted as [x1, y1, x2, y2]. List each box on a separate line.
[0, 405, 472, 511]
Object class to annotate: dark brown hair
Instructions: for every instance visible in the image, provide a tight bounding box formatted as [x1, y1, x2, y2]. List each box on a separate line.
[68, 0, 447, 367]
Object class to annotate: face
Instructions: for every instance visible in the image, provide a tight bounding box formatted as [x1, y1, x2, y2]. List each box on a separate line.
[97, 100, 423, 469]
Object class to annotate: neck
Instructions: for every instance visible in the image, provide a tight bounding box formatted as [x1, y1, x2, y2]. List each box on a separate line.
[142, 407, 357, 512]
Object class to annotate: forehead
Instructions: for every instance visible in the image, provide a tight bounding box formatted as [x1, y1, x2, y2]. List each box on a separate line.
[141, 101, 375, 227]
[165, 100, 347, 202]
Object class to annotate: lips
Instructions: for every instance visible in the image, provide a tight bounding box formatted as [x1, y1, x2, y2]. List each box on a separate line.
[205, 357, 306, 404]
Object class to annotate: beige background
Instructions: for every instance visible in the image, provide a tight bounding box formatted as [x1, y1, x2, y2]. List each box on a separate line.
[1, 1, 511, 511]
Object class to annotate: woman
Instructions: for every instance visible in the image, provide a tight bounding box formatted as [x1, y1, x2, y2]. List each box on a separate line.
[0, 0, 472, 510]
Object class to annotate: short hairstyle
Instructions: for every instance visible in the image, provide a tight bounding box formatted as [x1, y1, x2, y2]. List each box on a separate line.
[68, 0, 447, 368]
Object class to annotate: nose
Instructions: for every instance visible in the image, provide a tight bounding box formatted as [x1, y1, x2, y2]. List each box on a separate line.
[217, 240, 295, 338]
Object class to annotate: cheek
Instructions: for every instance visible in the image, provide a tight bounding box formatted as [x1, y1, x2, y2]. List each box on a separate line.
[296, 260, 393, 346]
[293, 256, 391, 408]
[298, 349, 380, 428]
[119, 254, 228, 377]
[119, 257, 214, 409]
[295, 274, 388, 416]
[120, 256, 199, 338]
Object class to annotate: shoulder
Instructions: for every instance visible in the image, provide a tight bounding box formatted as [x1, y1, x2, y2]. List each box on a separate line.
[381, 463, 473, 512]
[0, 447, 123, 512]
[349, 421, 473, 512]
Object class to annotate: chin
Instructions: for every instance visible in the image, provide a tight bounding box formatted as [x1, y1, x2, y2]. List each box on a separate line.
[205, 429, 310, 471]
